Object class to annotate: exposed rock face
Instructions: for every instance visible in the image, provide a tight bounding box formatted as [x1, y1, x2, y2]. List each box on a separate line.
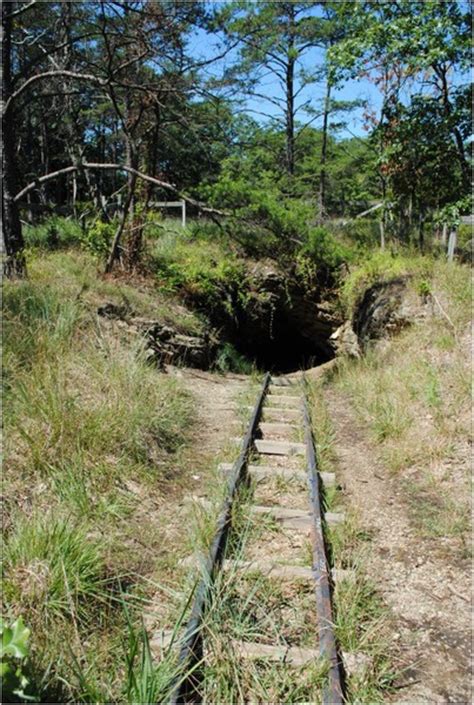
[228, 260, 341, 370]
[97, 305, 216, 369]
[133, 319, 216, 368]
[97, 258, 344, 372]
[330, 321, 361, 358]
[352, 276, 425, 349]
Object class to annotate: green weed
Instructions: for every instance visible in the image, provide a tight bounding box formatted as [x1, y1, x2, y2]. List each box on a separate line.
[24, 217, 82, 250]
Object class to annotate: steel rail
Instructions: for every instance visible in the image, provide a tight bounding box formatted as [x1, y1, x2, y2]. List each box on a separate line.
[302, 382, 344, 705]
[169, 372, 271, 704]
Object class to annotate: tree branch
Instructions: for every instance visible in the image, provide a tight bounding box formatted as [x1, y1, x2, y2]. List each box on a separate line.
[13, 162, 229, 216]
[4, 0, 38, 19]
[3, 70, 108, 115]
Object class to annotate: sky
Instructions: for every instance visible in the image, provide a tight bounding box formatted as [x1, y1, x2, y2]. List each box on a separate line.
[186, 2, 469, 142]
[187, 16, 383, 141]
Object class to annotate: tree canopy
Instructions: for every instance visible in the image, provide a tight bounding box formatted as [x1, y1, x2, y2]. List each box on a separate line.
[2, 0, 471, 275]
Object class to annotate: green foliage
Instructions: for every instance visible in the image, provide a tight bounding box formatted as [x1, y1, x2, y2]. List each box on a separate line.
[152, 229, 246, 310]
[1, 617, 37, 702]
[123, 620, 179, 704]
[3, 250, 197, 701]
[80, 219, 115, 258]
[300, 226, 350, 269]
[340, 250, 433, 315]
[436, 195, 472, 229]
[214, 343, 256, 375]
[338, 219, 380, 249]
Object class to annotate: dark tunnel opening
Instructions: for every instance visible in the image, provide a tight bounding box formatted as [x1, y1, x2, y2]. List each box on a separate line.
[229, 316, 335, 374]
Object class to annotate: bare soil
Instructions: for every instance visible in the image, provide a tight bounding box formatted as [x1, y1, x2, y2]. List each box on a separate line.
[143, 368, 249, 633]
[324, 386, 472, 705]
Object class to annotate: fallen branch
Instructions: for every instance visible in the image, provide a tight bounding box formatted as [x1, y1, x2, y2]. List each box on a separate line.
[13, 162, 229, 217]
[431, 292, 457, 338]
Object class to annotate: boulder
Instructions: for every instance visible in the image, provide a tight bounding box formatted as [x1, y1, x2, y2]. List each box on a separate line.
[330, 321, 361, 358]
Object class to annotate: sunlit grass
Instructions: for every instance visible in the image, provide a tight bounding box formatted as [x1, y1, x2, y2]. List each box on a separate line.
[2, 250, 197, 701]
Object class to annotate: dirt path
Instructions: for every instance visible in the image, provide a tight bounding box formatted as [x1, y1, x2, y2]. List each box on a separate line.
[144, 368, 250, 636]
[324, 386, 471, 705]
[173, 367, 249, 456]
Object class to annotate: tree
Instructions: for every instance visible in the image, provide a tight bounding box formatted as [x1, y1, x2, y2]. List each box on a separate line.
[1, 0, 220, 276]
[329, 0, 472, 245]
[216, 1, 329, 176]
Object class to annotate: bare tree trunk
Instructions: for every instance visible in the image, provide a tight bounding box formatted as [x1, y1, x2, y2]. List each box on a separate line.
[418, 208, 425, 252]
[2, 3, 26, 277]
[318, 78, 332, 224]
[104, 177, 136, 273]
[285, 2, 295, 176]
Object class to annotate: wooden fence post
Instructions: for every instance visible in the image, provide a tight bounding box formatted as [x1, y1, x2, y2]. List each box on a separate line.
[447, 229, 457, 262]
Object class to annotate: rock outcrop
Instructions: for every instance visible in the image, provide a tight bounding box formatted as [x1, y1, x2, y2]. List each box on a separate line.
[352, 276, 426, 348]
[97, 304, 216, 369]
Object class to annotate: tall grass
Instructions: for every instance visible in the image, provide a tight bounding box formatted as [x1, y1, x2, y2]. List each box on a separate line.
[3, 515, 104, 623]
[3, 251, 196, 701]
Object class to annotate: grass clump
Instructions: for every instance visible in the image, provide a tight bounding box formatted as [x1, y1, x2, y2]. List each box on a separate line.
[3, 515, 104, 624]
[24, 216, 83, 250]
[340, 249, 434, 315]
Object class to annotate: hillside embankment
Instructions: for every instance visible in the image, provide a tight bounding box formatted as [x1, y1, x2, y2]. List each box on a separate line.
[2, 244, 471, 703]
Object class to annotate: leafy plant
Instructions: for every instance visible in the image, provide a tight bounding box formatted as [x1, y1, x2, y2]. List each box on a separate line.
[80, 219, 116, 258]
[1, 617, 36, 702]
[214, 343, 255, 374]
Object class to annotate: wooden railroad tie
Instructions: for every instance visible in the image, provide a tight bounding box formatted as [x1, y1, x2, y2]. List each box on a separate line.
[231, 438, 307, 456]
[187, 495, 345, 529]
[218, 462, 336, 486]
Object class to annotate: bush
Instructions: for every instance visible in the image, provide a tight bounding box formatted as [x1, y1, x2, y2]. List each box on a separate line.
[338, 219, 381, 249]
[80, 219, 116, 258]
[301, 226, 351, 269]
[152, 230, 246, 311]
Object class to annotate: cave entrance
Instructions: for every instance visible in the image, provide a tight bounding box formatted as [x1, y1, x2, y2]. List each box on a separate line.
[231, 318, 335, 374]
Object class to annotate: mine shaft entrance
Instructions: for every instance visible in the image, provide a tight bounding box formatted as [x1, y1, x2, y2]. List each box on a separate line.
[230, 316, 335, 374]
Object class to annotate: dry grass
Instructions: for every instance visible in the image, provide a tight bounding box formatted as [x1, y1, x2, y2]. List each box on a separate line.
[3, 250, 199, 701]
[334, 259, 471, 547]
[308, 379, 396, 702]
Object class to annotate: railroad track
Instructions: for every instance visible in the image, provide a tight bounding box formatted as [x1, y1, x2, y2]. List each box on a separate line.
[169, 372, 344, 704]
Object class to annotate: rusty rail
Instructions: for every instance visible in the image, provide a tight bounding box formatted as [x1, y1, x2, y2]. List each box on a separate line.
[169, 372, 271, 704]
[302, 383, 344, 704]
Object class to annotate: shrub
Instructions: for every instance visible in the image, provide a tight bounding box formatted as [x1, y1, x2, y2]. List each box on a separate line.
[300, 226, 351, 269]
[152, 231, 246, 311]
[80, 219, 116, 258]
[338, 219, 381, 249]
